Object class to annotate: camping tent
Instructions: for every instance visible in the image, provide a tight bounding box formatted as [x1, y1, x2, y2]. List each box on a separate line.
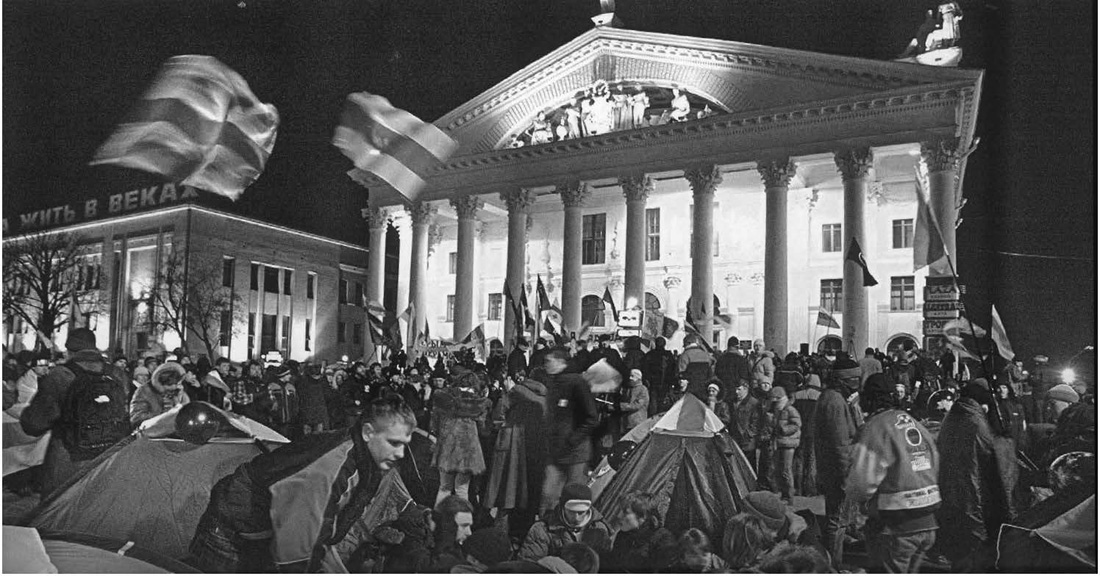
[997, 490, 1097, 572]
[593, 394, 757, 542]
[22, 406, 289, 561]
[3, 526, 197, 573]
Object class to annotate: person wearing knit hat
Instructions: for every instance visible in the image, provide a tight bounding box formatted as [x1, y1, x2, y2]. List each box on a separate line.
[19, 326, 131, 496]
[455, 528, 513, 573]
[768, 385, 802, 501]
[813, 355, 864, 570]
[1045, 383, 1080, 422]
[132, 365, 151, 388]
[741, 490, 789, 537]
[518, 483, 612, 562]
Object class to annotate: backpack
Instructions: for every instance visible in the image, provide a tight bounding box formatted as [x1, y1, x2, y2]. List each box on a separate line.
[60, 362, 131, 460]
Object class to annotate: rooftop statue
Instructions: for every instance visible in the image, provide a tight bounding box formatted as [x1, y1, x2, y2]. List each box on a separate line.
[897, 2, 963, 67]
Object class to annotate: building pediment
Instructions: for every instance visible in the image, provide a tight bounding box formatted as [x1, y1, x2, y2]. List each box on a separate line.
[434, 26, 981, 155]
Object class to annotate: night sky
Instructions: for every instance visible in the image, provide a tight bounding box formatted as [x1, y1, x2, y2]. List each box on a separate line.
[3, 0, 1095, 368]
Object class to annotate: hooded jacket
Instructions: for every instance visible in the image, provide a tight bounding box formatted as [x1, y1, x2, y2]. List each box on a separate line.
[751, 351, 776, 385]
[517, 505, 612, 561]
[813, 386, 861, 488]
[130, 362, 191, 425]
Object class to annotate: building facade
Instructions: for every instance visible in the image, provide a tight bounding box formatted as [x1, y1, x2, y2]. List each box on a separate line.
[3, 185, 373, 363]
[355, 24, 983, 356]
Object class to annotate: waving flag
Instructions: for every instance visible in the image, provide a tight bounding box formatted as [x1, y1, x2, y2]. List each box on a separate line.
[536, 275, 552, 312]
[91, 55, 279, 200]
[913, 165, 947, 272]
[845, 237, 879, 287]
[602, 286, 618, 321]
[990, 305, 1015, 361]
[817, 309, 840, 329]
[519, 285, 536, 330]
[333, 92, 457, 202]
[366, 300, 386, 344]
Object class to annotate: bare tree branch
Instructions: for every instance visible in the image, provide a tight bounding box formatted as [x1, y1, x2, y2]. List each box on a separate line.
[146, 251, 246, 360]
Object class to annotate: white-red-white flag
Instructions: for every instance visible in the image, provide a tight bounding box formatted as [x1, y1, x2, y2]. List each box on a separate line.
[991, 304, 1015, 361]
[333, 93, 457, 202]
[91, 55, 279, 200]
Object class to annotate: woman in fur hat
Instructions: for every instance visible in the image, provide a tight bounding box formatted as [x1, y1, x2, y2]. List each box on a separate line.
[430, 368, 491, 506]
[130, 361, 190, 425]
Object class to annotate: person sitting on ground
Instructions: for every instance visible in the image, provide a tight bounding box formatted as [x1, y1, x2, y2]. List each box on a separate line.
[431, 495, 477, 573]
[559, 541, 600, 574]
[188, 398, 416, 572]
[603, 491, 676, 573]
[668, 527, 728, 573]
[451, 528, 513, 573]
[722, 513, 775, 571]
[519, 483, 612, 562]
[349, 503, 435, 573]
[130, 361, 190, 426]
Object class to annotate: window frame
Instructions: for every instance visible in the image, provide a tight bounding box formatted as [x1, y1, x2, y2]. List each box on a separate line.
[893, 218, 915, 249]
[645, 207, 661, 261]
[890, 276, 916, 311]
[582, 213, 607, 265]
[820, 278, 843, 312]
[822, 223, 842, 253]
[487, 293, 502, 321]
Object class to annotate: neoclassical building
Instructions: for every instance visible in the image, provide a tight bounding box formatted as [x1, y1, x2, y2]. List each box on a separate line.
[353, 23, 982, 356]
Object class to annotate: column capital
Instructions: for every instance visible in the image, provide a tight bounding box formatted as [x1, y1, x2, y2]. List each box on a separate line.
[756, 158, 797, 188]
[557, 181, 591, 208]
[619, 174, 655, 202]
[406, 201, 437, 226]
[449, 195, 484, 220]
[921, 137, 961, 172]
[500, 188, 537, 213]
[833, 147, 875, 180]
[361, 206, 390, 230]
[684, 165, 723, 196]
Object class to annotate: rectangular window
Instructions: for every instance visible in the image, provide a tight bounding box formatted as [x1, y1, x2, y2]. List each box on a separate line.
[222, 257, 235, 288]
[306, 273, 315, 300]
[488, 293, 502, 321]
[339, 279, 348, 304]
[688, 203, 720, 257]
[337, 321, 347, 343]
[248, 313, 256, 351]
[355, 282, 364, 307]
[304, 318, 312, 351]
[449, 252, 458, 274]
[645, 208, 661, 261]
[353, 323, 362, 345]
[893, 218, 914, 249]
[582, 213, 606, 265]
[263, 266, 279, 293]
[822, 224, 842, 252]
[281, 315, 290, 352]
[219, 310, 231, 346]
[446, 295, 455, 322]
[261, 314, 277, 352]
[891, 276, 916, 311]
[283, 270, 292, 295]
[250, 263, 259, 291]
[820, 279, 843, 312]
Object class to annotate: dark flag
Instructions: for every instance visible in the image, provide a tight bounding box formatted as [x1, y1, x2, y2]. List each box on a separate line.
[366, 301, 387, 344]
[602, 286, 618, 322]
[845, 237, 879, 287]
[682, 320, 714, 354]
[520, 285, 536, 331]
[536, 275, 552, 312]
[816, 309, 840, 329]
[91, 55, 280, 200]
[662, 316, 680, 338]
[913, 165, 947, 272]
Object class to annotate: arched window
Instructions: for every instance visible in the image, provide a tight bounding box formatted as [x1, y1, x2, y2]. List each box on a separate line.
[817, 335, 843, 354]
[887, 335, 919, 355]
[582, 295, 605, 327]
[644, 292, 661, 315]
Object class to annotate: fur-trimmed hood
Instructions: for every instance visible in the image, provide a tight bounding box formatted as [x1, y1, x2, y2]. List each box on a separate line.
[150, 362, 186, 393]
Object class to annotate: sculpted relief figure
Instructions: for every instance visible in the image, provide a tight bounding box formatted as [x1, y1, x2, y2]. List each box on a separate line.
[630, 90, 650, 128]
[669, 87, 691, 122]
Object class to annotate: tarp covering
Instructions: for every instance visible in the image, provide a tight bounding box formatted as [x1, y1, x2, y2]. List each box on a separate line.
[594, 395, 756, 543]
[3, 526, 197, 573]
[651, 393, 725, 436]
[24, 434, 278, 560]
[997, 491, 1097, 571]
[138, 403, 290, 443]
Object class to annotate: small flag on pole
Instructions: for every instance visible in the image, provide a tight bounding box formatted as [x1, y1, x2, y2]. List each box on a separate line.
[662, 316, 680, 338]
[913, 165, 947, 272]
[536, 275, 552, 312]
[602, 286, 618, 321]
[460, 324, 487, 358]
[366, 300, 386, 344]
[845, 237, 879, 287]
[91, 55, 279, 201]
[519, 285, 536, 330]
[817, 309, 840, 329]
[990, 305, 1015, 361]
[333, 92, 457, 202]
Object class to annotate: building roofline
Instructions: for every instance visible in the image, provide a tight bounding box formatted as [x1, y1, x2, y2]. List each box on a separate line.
[2, 203, 370, 253]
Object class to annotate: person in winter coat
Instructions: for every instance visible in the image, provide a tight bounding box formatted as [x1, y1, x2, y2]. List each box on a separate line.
[508, 338, 530, 378]
[431, 369, 492, 506]
[621, 337, 646, 373]
[484, 372, 548, 540]
[297, 364, 331, 435]
[642, 337, 676, 416]
[812, 357, 863, 570]
[266, 365, 300, 440]
[707, 381, 732, 430]
[749, 340, 776, 387]
[715, 336, 751, 401]
[729, 380, 764, 471]
[603, 491, 676, 573]
[452, 528, 514, 573]
[769, 386, 801, 502]
[617, 369, 650, 434]
[936, 379, 1018, 572]
[519, 483, 612, 562]
[229, 361, 270, 424]
[791, 374, 822, 498]
[349, 503, 435, 573]
[667, 527, 728, 573]
[846, 373, 940, 574]
[996, 380, 1028, 454]
[773, 353, 805, 397]
[542, 349, 599, 513]
[20, 328, 132, 497]
[130, 362, 190, 426]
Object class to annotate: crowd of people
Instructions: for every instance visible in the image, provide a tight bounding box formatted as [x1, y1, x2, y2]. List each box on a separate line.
[3, 326, 1095, 573]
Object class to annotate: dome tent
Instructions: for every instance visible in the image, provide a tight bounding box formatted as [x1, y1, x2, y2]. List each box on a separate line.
[22, 405, 290, 561]
[593, 394, 756, 542]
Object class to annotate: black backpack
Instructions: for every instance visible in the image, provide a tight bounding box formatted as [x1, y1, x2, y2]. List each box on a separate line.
[60, 362, 131, 460]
